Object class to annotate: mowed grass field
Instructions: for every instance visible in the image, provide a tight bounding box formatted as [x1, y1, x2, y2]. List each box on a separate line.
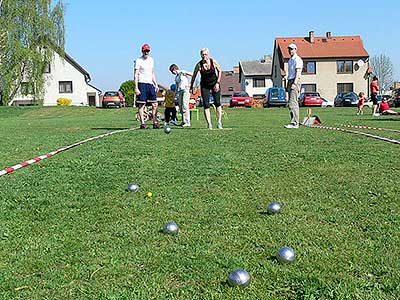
[0, 106, 399, 300]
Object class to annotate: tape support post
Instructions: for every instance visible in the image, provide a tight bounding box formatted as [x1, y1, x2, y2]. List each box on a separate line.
[0, 127, 138, 177]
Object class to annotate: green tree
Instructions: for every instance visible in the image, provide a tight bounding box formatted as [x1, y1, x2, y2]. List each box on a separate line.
[0, 0, 65, 105]
[119, 80, 135, 107]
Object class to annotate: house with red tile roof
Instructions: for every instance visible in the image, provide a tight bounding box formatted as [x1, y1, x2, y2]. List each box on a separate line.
[272, 31, 370, 101]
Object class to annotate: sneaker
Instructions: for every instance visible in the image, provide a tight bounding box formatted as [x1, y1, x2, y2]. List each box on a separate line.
[217, 122, 223, 129]
[140, 124, 147, 129]
[153, 123, 161, 129]
[207, 123, 213, 130]
[164, 122, 169, 127]
[284, 124, 299, 129]
[170, 120, 178, 126]
[182, 123, 191, 127]
[373, 113, 380, 117]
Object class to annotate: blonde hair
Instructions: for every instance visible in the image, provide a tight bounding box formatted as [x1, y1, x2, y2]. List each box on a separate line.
[200, 48, 209, 55]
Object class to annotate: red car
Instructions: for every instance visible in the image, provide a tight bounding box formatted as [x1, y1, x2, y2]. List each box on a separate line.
[230, 91, 253, 107]
[102, 91, 126, 108]
[299, 92, 323, 106]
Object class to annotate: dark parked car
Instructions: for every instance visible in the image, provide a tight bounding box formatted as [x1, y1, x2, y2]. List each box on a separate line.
[299, 92, 323, 106]
[263, 87, 287, 107]
[334, 92, 358, 107]
[392, 89, 400, 107]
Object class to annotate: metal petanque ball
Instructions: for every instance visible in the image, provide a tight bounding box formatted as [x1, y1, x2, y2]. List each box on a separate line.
[228, 268, 251, 288]
[163, 221, 179, 235]
[267, 202, 282, 214]
[277, 246, 296, 263]
[127, 183, 140, 192]
[164, 126, 172, 134]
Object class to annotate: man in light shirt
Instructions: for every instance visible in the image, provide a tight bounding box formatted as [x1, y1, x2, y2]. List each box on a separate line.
[284, 43, 303, 129]
[169, 64, 192, 127]
[134, 43, 160, 129]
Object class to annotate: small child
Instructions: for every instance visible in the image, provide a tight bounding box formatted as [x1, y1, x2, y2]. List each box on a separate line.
[164, 85, 177, 126]
[357, 92, 365, 115]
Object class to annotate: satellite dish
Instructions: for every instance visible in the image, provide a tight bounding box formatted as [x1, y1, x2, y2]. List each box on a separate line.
[357, 59, 364, 67]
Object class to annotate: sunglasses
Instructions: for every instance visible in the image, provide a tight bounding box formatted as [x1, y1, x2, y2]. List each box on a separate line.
[143, 50, 150, 53]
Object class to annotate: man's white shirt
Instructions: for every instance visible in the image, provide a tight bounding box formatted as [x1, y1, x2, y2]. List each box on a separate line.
[175, 70, 190, 91]
[288, 54, 303, 80]
[134, 56, 154, 84]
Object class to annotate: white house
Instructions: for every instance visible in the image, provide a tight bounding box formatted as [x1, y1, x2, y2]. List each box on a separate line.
[238, 55, 273, 99]
[10, 50, 101, 107]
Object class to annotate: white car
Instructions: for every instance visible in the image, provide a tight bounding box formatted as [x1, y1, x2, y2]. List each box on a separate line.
[321, 98, 334, 107]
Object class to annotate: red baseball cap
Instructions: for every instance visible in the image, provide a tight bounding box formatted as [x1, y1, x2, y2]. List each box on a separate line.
[141, 44, 151, 51]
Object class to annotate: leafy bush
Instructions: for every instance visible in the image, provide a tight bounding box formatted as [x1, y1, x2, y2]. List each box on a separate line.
[57, 98, 72, 106]
[119, 80, 135, 107]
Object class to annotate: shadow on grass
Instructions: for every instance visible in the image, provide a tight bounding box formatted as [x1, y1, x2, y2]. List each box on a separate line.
[91, 127, 130, 130]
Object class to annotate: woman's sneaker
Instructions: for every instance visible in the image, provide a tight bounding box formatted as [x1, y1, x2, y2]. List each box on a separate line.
[153, 123, 161, 129]
[217, 122, 223, 129]
[140, 124, 147, 129]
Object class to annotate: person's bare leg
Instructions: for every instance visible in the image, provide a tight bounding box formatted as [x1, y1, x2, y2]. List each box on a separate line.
[204, 108, 212, 128]
[152, 102, 159, 124]
[138, 104, 145, 124]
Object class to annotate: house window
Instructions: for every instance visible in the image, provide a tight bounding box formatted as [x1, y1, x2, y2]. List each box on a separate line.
[337, 83, 354, 93]
[253, 77, 265, 88]
[302, 61, 316, 74]
[59, 81, 73, 93]
[301, 84, 317, 92]
[228, 87, 234, 91]
[337, 60, 353, 74]
[21, 82, 35, 95]
[44, 63, 51, 73]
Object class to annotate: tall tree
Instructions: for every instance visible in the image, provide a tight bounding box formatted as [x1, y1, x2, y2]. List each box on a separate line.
[370, 54, 395, 93]
[0, 0, 65, 105]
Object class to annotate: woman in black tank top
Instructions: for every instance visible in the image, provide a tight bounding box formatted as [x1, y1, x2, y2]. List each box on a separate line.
[190, 48, 223, 129]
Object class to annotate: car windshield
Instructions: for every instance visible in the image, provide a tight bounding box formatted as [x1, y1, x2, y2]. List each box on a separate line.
[233, 92, 249, 97]
[270, 89, 285, 97]
[343, 93, 357, 99]
[104, 91, 118, 97]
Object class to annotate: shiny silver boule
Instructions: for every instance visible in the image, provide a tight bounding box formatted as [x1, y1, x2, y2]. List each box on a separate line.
[127, 182, 140, 192]
[164, 126, 172, 134]
[277, 246, 296, 263]
[228, 268, 251, 288]
[163, 221, 179, 235]
[267, 202, 282, 214]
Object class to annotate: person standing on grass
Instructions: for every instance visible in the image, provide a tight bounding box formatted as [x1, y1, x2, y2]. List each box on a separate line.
[370, 76, 380, 117]
[190, 48, 223, 129]
[357, 92, 366, 115]
[169, 64, 192, 127]
[164, 84, 177, 125]
[134, 43, 160, 129]
[284, 43, 303, 129]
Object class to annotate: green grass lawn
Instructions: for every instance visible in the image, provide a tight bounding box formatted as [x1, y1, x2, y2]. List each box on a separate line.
[0, 106, 399, 299]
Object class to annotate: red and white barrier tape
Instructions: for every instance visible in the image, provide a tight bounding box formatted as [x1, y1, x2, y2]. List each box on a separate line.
[340, 124, 400, 133]
[306, 125, 400, 145]
[0, 127, 138, 177]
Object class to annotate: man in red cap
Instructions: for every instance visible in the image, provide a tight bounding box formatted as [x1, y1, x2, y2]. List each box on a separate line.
[134, 43, 160, 129]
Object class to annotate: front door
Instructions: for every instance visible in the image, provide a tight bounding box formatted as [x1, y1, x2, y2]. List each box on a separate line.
[88, 95, 96, 106]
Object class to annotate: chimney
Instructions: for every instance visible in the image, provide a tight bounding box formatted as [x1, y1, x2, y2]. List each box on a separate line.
[309, 31, 315, 43]
[233, 66, 239, 74]
[326, 31, 332, 39]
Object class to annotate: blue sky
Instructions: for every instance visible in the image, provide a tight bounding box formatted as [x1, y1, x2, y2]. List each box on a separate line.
[63, 0, 400, 91]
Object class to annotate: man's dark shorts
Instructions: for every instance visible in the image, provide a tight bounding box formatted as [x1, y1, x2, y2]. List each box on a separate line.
[137, 83, 157, 104]
[371, 93, 378, 105]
